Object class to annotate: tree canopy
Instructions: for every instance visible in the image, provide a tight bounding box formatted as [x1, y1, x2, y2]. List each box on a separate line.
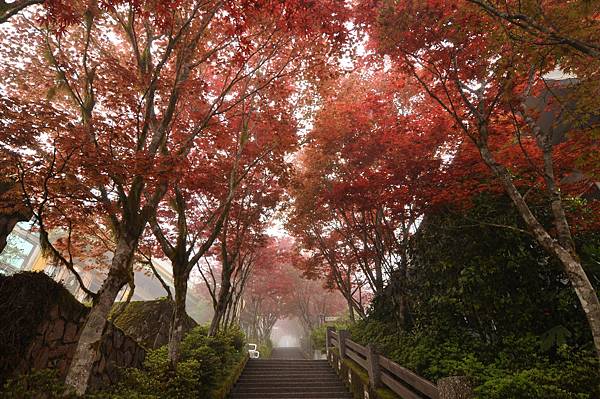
[0, 0, 598, 396]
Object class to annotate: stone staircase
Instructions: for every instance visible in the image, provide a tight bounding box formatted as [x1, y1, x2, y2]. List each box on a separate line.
[229, 347, 352, 399]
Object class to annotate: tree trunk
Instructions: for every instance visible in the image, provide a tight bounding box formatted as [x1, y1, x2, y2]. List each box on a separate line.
[347, 294, 355, 323]
[209, 301, 226, 336]
[478, 144, 600, 360]
[223, 293, 234, 329]
[65, 236, 135, 394]
[250, 300, 259, 341]
[209, 273, 232, 336]
[168, 271, 188, 366]
[374, 258, 384, 293]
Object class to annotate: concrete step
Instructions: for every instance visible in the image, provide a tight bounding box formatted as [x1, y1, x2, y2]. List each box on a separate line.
[237, 377, 342, 384]
[229, 347, 351, 399]
[241, 368, 335, 373]
[237, 374, 340, 380]
[239, 370, 337, 375]
[237, 375, 341, 380]
[234, 386, 349, 392]
[235, 381, 345, 387]
[243, 366, 333, 368]
[229, 392, 352, 399]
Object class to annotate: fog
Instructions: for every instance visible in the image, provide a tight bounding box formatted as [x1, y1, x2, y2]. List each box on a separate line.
[270, 318, 304, 347]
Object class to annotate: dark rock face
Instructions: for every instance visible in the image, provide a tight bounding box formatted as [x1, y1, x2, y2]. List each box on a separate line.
[0, 272, 145, 390]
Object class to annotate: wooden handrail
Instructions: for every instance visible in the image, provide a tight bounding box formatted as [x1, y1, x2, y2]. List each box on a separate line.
[380, 356, 438, 398]
[326, 328, 440, 399]
[345, 339, 367, 356]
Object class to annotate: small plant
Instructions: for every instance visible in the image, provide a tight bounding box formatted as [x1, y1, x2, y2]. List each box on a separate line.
[2, 369, 77, 399]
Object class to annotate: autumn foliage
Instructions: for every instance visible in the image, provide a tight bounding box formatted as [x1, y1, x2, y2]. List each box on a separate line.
[0, 0, 599, 395]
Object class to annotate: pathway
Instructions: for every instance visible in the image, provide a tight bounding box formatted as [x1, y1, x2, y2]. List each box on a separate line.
[229, 347, 352, 398]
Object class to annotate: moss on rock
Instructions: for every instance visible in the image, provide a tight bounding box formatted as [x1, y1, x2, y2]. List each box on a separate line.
[110, 299, 196, 350]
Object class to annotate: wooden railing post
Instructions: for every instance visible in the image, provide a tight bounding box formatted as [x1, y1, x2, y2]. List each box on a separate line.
[366, 344, 381, 389]
[325, 326, 334, 356]
[338, 329, 349, 360]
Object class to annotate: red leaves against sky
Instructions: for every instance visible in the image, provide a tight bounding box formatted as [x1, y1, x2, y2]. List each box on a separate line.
[1, 0, 598, 300]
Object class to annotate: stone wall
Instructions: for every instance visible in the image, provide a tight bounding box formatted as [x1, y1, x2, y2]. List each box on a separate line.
[0, 272, 145, 390]
[111, 298, 196, 349]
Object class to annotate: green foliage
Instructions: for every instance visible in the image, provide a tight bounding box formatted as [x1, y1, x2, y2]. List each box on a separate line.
[311, 320, 351, 351]
[407, 194, 599, 345]
[540, 325, 572, 353]
[474, 345, 600, 399]
[0, 321, 246, 399]
[1, 369, 77, 399]
[350, 194, 600, 398]
[258, 338, 273, 359]
[350, 321, 599, 399]
[105, 325, 246, 399]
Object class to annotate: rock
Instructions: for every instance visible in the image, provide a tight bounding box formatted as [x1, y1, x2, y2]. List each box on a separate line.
[45, 319, 65, 342]
[113, 328, 124, 349]
[439, 376, 474, 399]
[97, 355, 106, 373]
[26, 338, 43, 360]
[57, 359, 68, 377]
[123, 350, 132, 366]
[48, 344, 71, 360]
[36, 320, 49, 336]
[48, 304, 60, 320]
[63, 322, 79, 343]
[32, 347, 49, 370]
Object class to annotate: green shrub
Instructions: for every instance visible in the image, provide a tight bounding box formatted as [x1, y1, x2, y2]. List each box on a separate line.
[311, 321, 351, 352]
[343, 194, 600, 398]
[258, 338, 273, 359]
[106, 325, 246, 399]
[1, 369, 77, 399]
[349, 320, 599, 399]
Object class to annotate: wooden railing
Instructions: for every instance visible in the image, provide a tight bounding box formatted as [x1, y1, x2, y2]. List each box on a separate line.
[326, 327, 472, 399]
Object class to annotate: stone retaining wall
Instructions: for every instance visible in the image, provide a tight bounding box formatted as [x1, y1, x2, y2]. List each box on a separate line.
[0, 272, 145, 390]
[18, 302, 146, 390]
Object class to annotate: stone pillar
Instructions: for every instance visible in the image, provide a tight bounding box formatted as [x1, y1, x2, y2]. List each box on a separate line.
[438, 376, 474, 399]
